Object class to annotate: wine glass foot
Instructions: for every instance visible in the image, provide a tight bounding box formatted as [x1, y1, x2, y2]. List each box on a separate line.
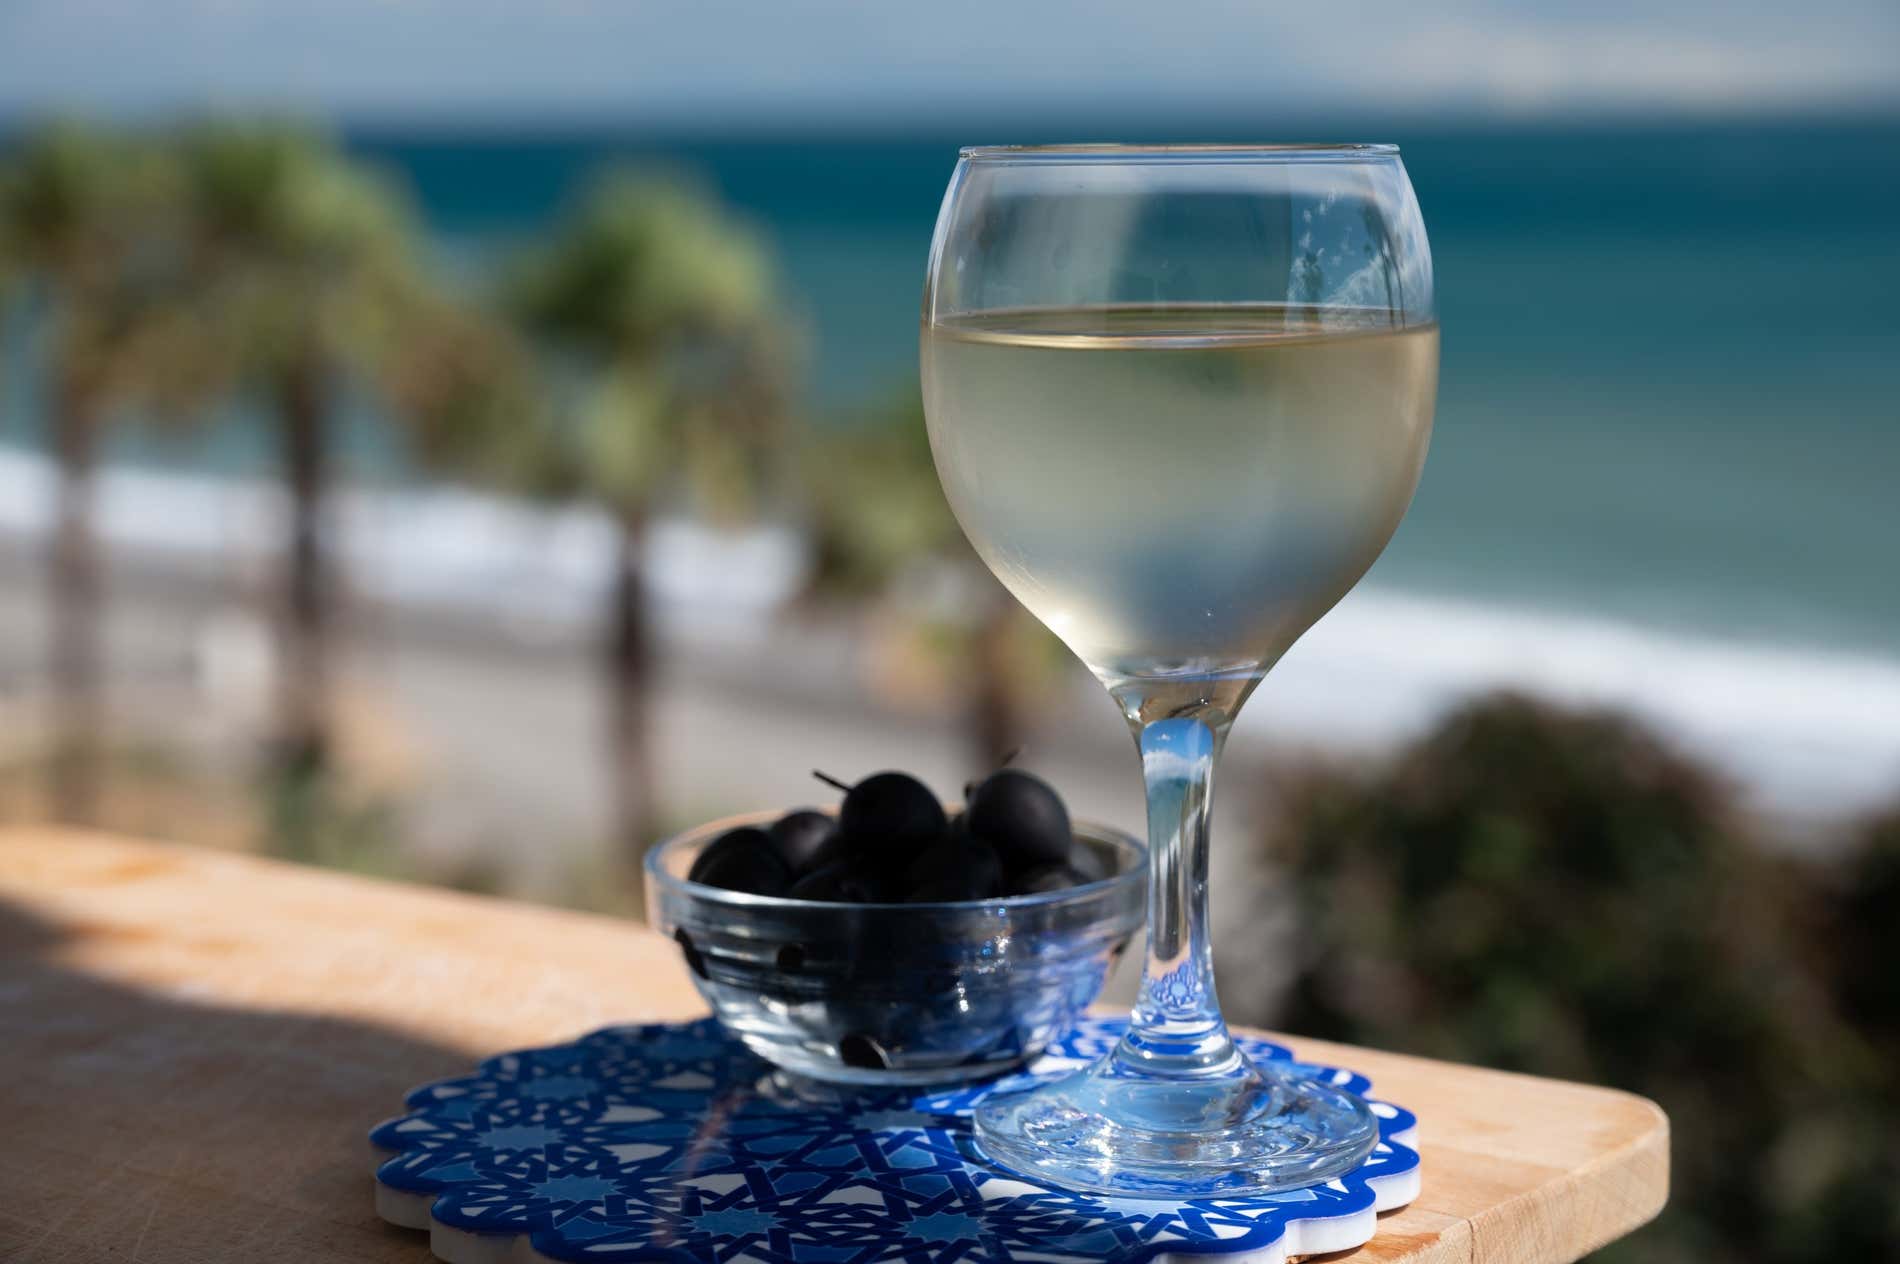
[973, 1051, 1378, 1198]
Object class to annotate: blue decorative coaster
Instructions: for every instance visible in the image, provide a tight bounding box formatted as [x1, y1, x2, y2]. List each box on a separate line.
[372, 1016, 1420, 1264]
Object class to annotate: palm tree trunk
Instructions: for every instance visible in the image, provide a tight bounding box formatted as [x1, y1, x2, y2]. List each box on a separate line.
[970, 589, 1027, 771]
[276, 350, 332, 775]
[48, 372, 104, 824]
[607, 513, 657, 855]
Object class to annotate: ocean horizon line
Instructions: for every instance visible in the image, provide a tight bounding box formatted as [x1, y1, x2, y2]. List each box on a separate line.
[6, 105, 1899, 150]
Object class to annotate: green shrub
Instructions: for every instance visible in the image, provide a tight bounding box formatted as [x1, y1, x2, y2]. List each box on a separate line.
[1262, 692, 1894, 1264]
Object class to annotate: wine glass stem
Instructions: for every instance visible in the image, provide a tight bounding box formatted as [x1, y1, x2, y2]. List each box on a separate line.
[1113, 714, 1244, 1079]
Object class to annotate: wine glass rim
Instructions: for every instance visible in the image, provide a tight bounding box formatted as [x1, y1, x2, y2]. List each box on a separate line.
[959, 142, 1399, 162]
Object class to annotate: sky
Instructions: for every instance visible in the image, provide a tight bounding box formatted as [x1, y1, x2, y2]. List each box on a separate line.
[0, 0, 1895, 126]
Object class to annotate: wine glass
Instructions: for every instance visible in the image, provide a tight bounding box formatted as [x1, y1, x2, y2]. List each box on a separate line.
[920, 144, 1437, 1196]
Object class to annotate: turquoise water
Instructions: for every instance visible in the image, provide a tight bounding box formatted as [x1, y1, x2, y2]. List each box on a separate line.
[355, 119, 1900, 656]
[6, 118, 1898, 659]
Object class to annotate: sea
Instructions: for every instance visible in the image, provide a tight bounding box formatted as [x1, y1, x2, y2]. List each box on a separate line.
[3, 115, 1898, 817]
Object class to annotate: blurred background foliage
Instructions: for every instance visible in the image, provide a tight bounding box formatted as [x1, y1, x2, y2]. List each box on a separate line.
[502, 169, 794, 848]
[0, 119, 1057, 877]
[1254, 692, 1900, 1263]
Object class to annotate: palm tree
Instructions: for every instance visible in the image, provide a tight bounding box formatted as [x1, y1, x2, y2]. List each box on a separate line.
[507, 171, 789, 851]
[171, 122, 426, 776]
[380, 282, 550, 493]
[0, 124, 205, 822]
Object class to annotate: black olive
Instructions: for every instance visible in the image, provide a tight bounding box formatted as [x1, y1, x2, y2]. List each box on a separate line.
[788, 863, 892, 903]
[673, 927, 708, 978]
[1009, 862, 1090, 896]
[767, 809, 838, 873]
[837, 1034, 888, 1069]
[832, 770, 947, 871]
[687, 827, 793, 895]
[965, 769, 1072, 873]
[904, 836, 1003, 903]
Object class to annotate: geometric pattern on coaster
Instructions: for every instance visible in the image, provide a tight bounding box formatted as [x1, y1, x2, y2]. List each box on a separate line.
[373, 1015, 1420, 1264]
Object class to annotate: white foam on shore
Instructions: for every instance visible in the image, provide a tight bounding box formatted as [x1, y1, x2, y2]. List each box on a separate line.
[0, 446, 803, 637]
[4, 445, 1897, 820]
[1249, 587, 1900, 820]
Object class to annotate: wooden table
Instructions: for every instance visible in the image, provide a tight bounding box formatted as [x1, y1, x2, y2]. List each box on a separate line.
[0, 829, 1667, 1263]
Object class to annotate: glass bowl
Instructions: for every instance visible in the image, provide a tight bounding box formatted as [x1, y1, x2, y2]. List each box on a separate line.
[645, 810, 1146, 1085]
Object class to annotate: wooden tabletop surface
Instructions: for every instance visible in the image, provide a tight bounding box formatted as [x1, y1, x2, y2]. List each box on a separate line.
[0, 828, 1667, 1263]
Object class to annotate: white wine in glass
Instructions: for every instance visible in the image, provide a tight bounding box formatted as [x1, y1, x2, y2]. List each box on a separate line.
[922, 145, 1438, 1196]
[925, 304, 1436, 719]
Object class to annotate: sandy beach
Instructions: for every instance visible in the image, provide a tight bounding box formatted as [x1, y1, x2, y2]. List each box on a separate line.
[5, 451, 1897, 855]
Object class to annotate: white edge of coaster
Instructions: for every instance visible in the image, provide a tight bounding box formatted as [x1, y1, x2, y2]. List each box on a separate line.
[372, 1143, 435, 1230]
[374, 1180, 435, 1231]
[431, 1219, 535, 1264]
